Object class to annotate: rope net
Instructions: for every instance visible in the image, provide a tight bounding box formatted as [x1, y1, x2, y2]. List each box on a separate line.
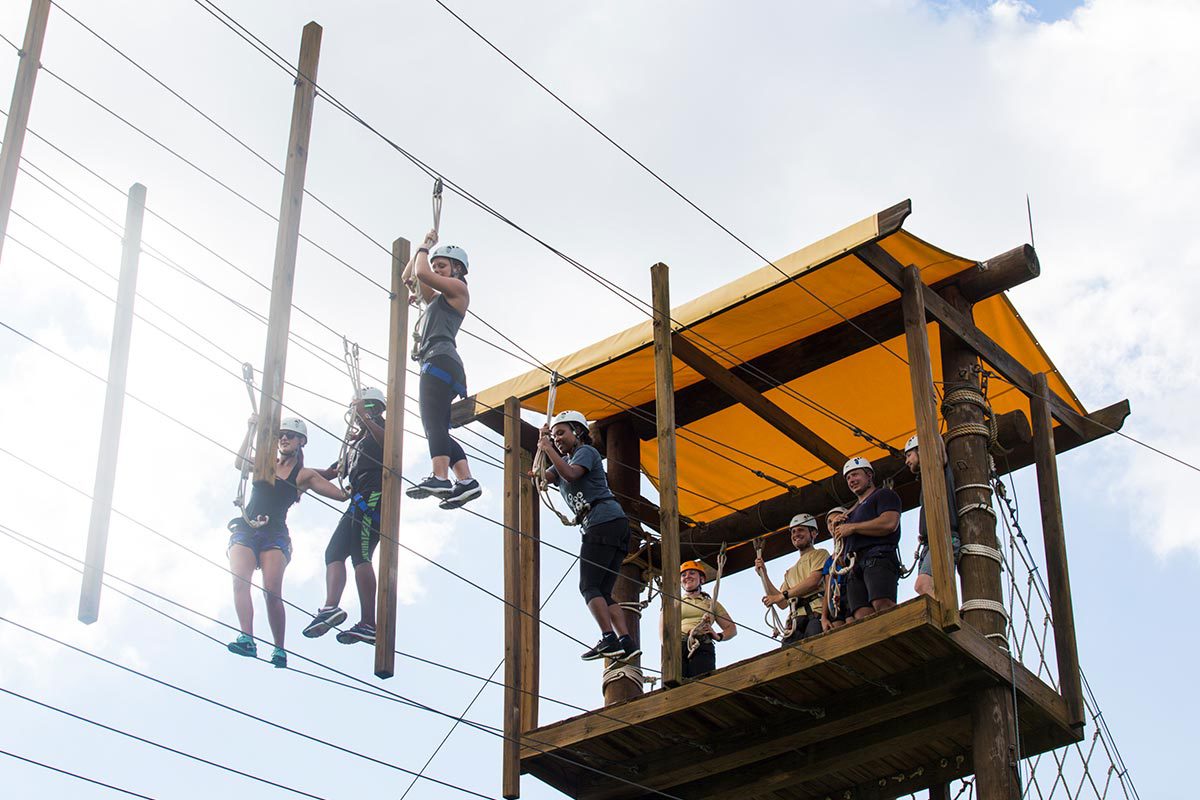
[899, 471, 1138, 800]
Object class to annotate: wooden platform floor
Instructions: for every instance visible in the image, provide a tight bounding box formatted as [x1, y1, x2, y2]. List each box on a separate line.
[519, 597, 1081, 800]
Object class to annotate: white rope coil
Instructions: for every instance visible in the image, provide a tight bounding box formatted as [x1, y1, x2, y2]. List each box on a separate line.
[957, 501, 996, 519]
[959, 543, 1004, 565]
[961, 598, 1009, 619]
[602, 661, 647, 689]
[955, 482, 993, 494]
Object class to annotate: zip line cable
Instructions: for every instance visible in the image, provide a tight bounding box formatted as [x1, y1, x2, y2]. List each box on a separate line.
[0, 528, 688, 798]
[0, 748, 159, 800]
[0, 617, 504, 800]
[0, 686, 332, 800]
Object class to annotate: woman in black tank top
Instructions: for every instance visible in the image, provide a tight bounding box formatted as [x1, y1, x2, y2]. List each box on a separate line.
[401, 229, 481, 511]
[227, 416, 348, 668]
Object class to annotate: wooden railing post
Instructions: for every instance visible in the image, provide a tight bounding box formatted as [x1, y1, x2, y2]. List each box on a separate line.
[518, 449, 540, 731]
[603, 417, 648, 705]
[651, 262, 682, 687]
[1031, 371, 1084, 728]
[0, 0, 51, 267]
[899, 265, 959, 629]
[78, 183, 145, 624]
[253, 22, 322, 483]
[373, 237, 409, 679]
[502, 397, 523, 798]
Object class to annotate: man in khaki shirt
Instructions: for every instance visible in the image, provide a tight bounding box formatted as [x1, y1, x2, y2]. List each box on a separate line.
[756, 513, 830, 644]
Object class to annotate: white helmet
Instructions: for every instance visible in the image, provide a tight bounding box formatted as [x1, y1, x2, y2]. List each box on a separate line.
[843, 456, 873, 477]
[827, 506, 850, 518]
[280, 417, 308, 442]
[905, 435, 919, 453]
[550, 410, 587, 430]
[360, 386, 386, 407]
[789, 513, 818, 530]
[430, 244, 469, 274]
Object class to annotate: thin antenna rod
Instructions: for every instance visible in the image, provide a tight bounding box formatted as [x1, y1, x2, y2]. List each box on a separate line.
[1026, 193, 1036, 249]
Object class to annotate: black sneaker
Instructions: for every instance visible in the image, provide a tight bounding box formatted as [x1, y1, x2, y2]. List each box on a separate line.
[303, 606, 347, 638]
[336, 622, 376, 645]
[581, 633, 622, 661]
[617, 635, 641, 661]
[406, 476, 453, 499]
[438, 479, 482, 510]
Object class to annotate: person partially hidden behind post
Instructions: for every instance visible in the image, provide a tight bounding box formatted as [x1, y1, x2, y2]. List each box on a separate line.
[670, 560, 737, 679]
[755, 513, 830, 644]
[830, 457, 903, 621]
[904, 434, 960, 600]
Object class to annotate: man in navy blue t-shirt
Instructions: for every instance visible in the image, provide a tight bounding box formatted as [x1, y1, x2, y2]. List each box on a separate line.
[831, 457, 902, 620]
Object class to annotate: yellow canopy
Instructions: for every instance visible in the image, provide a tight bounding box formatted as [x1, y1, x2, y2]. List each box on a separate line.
[458, 201, 1083, 523]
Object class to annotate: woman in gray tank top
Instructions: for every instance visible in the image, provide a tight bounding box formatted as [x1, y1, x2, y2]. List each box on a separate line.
[401, 229, 481, 510]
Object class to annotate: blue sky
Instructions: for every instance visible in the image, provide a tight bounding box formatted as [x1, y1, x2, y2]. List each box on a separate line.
[0, 1, 1195, 799]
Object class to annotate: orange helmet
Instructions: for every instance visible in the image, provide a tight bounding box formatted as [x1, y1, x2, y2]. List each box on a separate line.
[680, 560, 709, 581]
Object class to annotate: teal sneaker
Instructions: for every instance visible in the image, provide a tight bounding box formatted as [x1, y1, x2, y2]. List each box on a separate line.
[227, 634, 256, 658]
[270, 647, 288, 669]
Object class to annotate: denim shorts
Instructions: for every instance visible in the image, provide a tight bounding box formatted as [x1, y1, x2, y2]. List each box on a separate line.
[227, 518, 293, 567]
[918, 535, 962, 576]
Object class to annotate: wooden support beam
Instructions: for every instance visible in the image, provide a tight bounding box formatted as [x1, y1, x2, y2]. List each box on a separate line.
[670, 333, 848, 471]
[856, 241, 1087, 438]
[603, 417, 648, 706]
[676, 402, 1123, 576]
[518, 449, 540, 731]
[0, 0, 50, 267]
[373, 237, 409, 679]
[1030, 371, 1084, 728]
[899, 264, 958, 629]
[78, 183, 145, 624]
[956, 244, 1040, 304]
[252, 22, 322, 483]
[972, 684, 1022, 800]
[502, 397, 523, 799]
[651, 262, 682, 688]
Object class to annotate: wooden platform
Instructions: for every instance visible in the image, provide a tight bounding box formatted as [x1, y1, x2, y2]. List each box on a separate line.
[519, 597, 1081, 800]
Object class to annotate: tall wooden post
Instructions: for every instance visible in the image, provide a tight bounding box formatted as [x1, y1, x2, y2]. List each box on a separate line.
[938, 285, 1005, 640]
[0, 0, 50, 267]
[651, 262, 682, 687]
[78, 183, 145, 624]
[899, 265, 959, 629]
[374, 237, 409, 679]
[603, 417, 648, 706]
[937, 285, 1020, 798]
[502, 397, 524, 799]
[1030, 371, 1084, 728]
[253, 22, 322, 483]
[518, 449, 540, 731]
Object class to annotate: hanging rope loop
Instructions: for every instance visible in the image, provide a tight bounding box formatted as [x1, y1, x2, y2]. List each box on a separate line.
[432, 176, 444, 236]
[686, 543, 727, 658]
[234, 362, 267, 529]
[753, 536, 795, 639]
[531, 373, 575, 526]
[335, 338, 364, 490]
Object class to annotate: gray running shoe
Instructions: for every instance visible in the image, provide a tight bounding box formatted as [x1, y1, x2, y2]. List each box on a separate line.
[438, 479, 482, 510]
[406, 476, 453, 499]
[303, 606, 347, 638]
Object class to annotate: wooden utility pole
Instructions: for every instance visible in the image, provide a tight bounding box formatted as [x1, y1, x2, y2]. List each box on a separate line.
[518, 449, 541, 730]
[0, 0, 50, 267]
[374, 237, 409, 679]
[78, 183, 145, 624]
[502, 397, 524, 799]
[603, 417, 647, 706]
[1030, 371, 1084, 728]
[253, 22, 322, 483]
[899, 265, 959, 629]
[651, 262, 682, 687]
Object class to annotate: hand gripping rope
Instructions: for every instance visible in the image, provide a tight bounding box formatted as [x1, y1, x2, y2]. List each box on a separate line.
[408, 178, 444, 363]
[753, 536, 795, 640]
[827, 531, 856, 622]
[530, 374, 576, 527]
[335, 337, 364, 490]
[233, 362, 267, 529]
[686, 543, 727, 658]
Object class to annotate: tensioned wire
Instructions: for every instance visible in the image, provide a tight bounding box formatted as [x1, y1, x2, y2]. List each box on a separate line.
[0, 316, 895, 701]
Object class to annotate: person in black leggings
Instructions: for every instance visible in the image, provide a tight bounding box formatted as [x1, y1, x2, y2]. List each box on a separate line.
[539, 410, 640, 662]
[402, 229, 480, 510]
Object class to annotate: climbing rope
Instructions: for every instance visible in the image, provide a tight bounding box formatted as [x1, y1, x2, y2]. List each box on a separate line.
[232, 362, 267, 529]
[432, 176, 443, 236]
[753, 537, 795, 640]
[407, 177, 444, 362]
[686, 543, 727, 658]
[530, 374, 575, 527]
[335, 337, 364, 489]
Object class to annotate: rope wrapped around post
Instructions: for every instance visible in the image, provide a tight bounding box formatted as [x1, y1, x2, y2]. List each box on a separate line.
[686, 543, 727, 658]
[233, 362, 267, 529]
